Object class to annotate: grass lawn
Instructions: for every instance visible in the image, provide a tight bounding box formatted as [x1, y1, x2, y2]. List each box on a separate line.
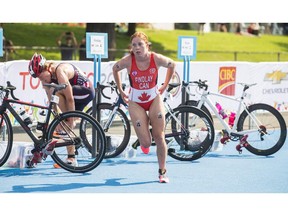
[1, 23, 288, 62]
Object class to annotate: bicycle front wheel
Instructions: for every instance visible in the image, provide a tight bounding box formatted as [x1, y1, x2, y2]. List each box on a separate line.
[87, 103, 131, 158]
[0, 113, 13, 167]
[165, 105, 215, 161]
[47, 111, 106, 173]
[237, 103, 287, 156]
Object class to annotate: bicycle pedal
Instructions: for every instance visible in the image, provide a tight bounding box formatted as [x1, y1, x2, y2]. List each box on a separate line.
[236, 138, 249, 154]
[236, 144, 243, 154]
[220, 136, 229, 144]
[31, 151, 43, 163]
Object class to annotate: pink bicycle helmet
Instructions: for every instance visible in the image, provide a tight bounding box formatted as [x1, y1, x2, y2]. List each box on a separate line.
[28, 53, 46, 78]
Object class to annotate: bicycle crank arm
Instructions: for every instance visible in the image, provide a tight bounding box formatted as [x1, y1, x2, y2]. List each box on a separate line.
[235, 134, 249, 154]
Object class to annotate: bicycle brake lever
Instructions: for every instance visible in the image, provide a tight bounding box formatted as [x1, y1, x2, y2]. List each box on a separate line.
[7, 81, 19, 100]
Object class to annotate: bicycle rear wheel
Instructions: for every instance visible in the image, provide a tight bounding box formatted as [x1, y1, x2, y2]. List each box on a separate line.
[237, 103, 287, 156]
[165, 105, 215, 161]
[0, 113, 13, 167]
[86, 103, 131, 158]
[47, 111, 106, 173]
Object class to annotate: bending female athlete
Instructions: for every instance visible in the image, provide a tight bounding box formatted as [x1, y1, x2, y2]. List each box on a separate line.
[28, 53, 95, 166]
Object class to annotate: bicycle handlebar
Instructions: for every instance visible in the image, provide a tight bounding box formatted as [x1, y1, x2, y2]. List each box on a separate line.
[189, 80, 209, 91]
[0, 82, 69, 101]
[183, 80, 209, 92]
[0, 81, 20, 100]
[97, 81, 126, 100]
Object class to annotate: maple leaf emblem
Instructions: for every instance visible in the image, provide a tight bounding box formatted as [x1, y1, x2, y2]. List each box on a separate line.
[138, 92, 151, 101]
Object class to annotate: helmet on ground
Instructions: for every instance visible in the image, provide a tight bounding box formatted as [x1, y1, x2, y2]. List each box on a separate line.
[28, 53, 46, 78]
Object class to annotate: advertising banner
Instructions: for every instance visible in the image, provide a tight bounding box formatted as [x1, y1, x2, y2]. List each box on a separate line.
[1, 60, 287, 125]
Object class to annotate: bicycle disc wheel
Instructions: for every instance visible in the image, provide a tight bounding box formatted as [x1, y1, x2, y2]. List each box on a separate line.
[237, 103, 287, 156]
[165, 105, 215, 161]
[87, 103, 131, 158]
[47, 111, 106, 173]
[186, 100, 213, 123]
[0, 113, 13, 167]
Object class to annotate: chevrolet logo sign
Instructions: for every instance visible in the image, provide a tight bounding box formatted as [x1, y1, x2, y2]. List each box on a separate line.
[264, 70, 288, 84]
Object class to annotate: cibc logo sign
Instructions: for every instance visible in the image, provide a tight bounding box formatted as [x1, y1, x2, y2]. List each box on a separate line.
[218, 66, 236, 96]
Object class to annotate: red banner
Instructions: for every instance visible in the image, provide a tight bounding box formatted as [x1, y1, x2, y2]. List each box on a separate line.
[218, 66, 236, 96]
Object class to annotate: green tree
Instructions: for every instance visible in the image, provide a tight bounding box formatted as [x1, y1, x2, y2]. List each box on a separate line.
[127, 23, 136, 36]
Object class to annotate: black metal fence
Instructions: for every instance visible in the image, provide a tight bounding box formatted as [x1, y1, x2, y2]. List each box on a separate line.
[1, 46, 288, 62]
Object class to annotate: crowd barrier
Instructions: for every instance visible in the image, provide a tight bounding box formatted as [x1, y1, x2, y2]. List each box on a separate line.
[0, 60, 287, 126]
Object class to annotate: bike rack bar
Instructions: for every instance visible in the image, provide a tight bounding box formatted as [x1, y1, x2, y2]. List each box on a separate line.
[92, 55, 102, 158]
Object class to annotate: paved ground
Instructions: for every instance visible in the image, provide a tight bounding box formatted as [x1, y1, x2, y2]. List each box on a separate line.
[1, 127, 288, 215]
[2, 138, 288, 192]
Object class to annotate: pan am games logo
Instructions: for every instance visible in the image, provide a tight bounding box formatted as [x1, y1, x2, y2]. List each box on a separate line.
[218, 66, 236, 96]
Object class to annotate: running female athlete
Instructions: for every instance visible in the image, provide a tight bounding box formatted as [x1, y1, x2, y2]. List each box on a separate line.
[28, 53, 95, 166]
[112, 32, 176, 183]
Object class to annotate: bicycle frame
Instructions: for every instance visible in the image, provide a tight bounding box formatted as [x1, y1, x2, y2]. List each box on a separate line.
[1, 97, 50, 145]
[0, 83, 65, 149]
[163, 84, 190, 138]
[102, 93, 128, 132]
[188, 82, 261, 136]
[1, 82, 107, 172]
[96, 82, 129, 132]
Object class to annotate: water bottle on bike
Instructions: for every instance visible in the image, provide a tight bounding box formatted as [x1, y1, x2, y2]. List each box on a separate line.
[215, 102, 227, 119]
[18, 107, 33, 129]
[228, 112, 236, 127]
[36, 109, 46, 134]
